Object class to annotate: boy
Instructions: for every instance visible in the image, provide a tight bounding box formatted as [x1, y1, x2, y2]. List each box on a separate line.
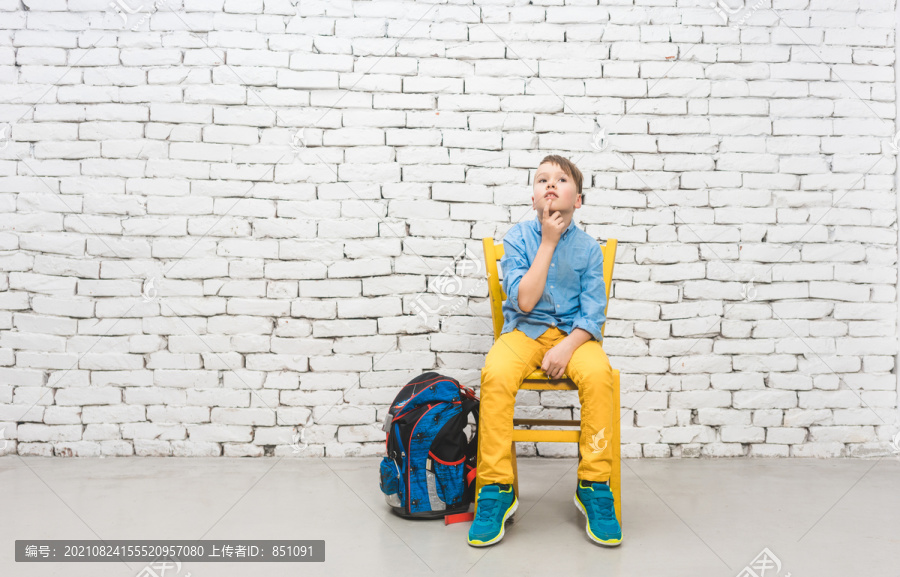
[468, 155, 621, 548]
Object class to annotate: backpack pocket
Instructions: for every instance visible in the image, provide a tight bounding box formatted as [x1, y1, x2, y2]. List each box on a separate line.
[428, 451, 466, 506]
[379, 457, 402, 508]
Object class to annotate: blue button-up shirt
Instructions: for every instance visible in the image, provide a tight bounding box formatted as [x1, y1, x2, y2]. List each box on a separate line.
[499, 214, 607, 342]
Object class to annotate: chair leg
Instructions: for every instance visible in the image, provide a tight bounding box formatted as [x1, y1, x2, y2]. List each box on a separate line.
[475, 403, 484, 515]
[510, 441, 518, 522]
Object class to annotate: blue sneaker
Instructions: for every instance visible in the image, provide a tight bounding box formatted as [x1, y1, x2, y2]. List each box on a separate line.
[574, 479, 622, 546]
[467, 483, 518, 547]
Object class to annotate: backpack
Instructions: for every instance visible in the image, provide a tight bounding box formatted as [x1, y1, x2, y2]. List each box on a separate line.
[379, 372, 480, 519]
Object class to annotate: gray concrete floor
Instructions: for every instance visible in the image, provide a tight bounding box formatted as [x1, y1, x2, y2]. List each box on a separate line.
[1, 456, 898, 577]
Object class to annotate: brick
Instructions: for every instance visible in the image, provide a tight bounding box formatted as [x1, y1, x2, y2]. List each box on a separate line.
[211, 408, 276, 426]
[313, 406, 376, 425]
[82, 406, 145, 423]
[147, 406, 211, 423]
[55, 387, 122, 406]
[17, 424, 82, 442]
[187, 424, 252, 443]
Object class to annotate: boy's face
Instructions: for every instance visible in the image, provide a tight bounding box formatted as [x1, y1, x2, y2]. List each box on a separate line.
[531, 162, 581, 219]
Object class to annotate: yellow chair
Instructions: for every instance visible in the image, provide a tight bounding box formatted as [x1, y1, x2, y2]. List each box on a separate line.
[475, 236, 621, 527]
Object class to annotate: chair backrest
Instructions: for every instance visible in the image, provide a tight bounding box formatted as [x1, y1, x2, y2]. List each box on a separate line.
[482, 236, 617, 343]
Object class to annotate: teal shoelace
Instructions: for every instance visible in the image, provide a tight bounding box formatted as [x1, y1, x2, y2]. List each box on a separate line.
[582, 486, 615, 520]
[475, 496, 500, 522]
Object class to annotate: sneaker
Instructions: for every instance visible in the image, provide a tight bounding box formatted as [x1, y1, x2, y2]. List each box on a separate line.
[574, 479, 622, 546]
[467, 483, 518, 547]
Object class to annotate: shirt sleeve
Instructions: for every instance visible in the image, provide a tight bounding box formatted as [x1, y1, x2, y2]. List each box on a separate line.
[500, 230, 530, 315]
[571, 242, 607, 342]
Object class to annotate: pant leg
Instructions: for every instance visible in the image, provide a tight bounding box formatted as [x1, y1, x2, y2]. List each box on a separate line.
[477, 328, 544, 485]
[564, 339, 616, 483]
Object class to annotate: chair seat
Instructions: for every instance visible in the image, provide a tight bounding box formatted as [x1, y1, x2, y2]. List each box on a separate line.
[525, 368, 562, 381]
[523, 369, 577, 389]
[477, 367, 578, 389]
[525, 369, 569, 381]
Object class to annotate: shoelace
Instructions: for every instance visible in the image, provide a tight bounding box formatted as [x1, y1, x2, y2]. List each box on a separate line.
[474, 495, 501, 523]
[585, 499, 614, 521]
[583, 489, 615, 520]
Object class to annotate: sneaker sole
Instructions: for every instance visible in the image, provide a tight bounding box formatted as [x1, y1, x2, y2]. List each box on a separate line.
[574, 494, 622, 547]
[467, 497, 518, 547]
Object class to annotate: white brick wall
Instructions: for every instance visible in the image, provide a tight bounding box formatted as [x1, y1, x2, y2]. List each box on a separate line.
[1, 0, 899, 460]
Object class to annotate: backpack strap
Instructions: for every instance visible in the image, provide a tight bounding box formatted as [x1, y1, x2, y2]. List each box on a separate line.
[459, 396, 480, 501]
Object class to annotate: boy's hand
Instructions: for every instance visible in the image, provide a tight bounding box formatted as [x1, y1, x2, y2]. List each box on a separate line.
[541, 199, 566, 245]
[541, 341, 574, 379]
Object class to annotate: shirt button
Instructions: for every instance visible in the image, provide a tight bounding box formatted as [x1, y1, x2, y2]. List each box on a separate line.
[551, 264, 555, 267]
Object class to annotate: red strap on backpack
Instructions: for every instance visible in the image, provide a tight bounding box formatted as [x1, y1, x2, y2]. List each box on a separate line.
[444, 512, 475, 525]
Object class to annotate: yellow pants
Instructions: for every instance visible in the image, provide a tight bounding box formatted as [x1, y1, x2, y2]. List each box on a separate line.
[478, 326, 615, 485]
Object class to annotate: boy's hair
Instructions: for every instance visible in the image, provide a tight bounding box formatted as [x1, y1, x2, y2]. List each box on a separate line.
[537, 154, 584, 202]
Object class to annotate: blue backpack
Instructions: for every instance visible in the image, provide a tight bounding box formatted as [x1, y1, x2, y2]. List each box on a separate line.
[379, 372, 480, 519]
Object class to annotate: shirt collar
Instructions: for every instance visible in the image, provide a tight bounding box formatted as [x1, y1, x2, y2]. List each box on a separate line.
[533, 213, 577, 240]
